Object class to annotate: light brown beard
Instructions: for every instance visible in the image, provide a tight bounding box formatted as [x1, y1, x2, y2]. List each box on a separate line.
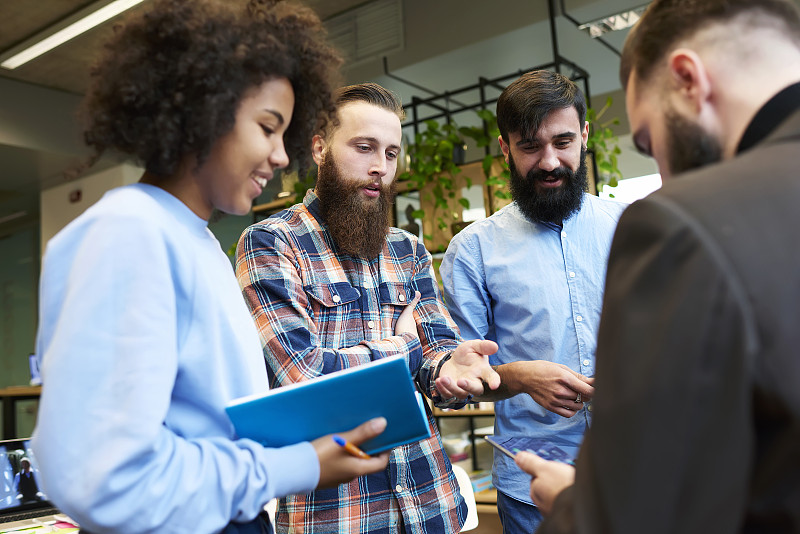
[316, 151, 396, 259]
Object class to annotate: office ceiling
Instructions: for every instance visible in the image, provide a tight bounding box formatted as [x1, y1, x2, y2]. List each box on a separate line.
[0, 0, 366, 96]
[0, 0, 367, 233]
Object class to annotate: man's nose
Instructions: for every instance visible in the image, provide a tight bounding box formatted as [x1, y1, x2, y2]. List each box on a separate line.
[369, 155, 388, 176]
[538, 145, 560, 172]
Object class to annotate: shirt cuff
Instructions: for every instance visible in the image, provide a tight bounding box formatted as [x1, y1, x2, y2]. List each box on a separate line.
[259, 441, 319, 497]
[431, 351, 469, 409]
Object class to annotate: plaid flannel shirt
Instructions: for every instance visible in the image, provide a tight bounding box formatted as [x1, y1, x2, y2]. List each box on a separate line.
[235, 190, 467, 534]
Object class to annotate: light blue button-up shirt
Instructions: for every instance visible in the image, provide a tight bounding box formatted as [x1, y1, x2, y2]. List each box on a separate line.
[440, 194, 626, 503]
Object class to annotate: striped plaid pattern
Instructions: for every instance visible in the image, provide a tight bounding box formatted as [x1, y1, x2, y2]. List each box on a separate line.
[236, 190, 467, 533]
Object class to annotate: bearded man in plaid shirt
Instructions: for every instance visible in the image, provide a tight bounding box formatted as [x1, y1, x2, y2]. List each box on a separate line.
[236, 82, 501, 533]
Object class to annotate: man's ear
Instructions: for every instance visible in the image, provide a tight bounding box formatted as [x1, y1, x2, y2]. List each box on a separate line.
[667, 48, 712, 114]
[581, 120, 589, 146]
[311, 134, 326, 166]
[498, 135, 510, 164]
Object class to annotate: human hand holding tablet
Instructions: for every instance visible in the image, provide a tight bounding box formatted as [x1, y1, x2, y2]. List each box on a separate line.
[484, 435, 576, 465]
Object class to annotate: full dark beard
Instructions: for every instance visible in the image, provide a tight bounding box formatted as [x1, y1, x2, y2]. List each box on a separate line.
[316, 152, 395, 259]
[665, 109, 723, 176]
[508, 148, 589, 224]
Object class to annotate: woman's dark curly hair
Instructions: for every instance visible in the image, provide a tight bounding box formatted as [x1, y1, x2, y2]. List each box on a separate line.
[81, 0, 342, 178]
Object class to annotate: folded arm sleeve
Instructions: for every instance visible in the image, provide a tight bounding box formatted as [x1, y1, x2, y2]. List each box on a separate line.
[236, 224, 425, 387]
[404, 238, 464, 402]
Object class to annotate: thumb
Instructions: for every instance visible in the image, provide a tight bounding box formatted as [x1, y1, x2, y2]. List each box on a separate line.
[461, 338, 497, 356]
[339, 417, 387, 445]
[515, 450, 547, 476]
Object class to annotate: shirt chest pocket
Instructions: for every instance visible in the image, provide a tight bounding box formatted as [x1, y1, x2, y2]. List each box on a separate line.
[305, 282, 361, 346]
[378, 281, 414, 332]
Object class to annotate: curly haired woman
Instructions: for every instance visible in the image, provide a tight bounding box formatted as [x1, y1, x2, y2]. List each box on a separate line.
[31, 1, 389, 532]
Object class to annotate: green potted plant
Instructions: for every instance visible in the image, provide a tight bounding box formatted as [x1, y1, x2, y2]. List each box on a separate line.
[397, 119, 467, 246]
[586, 96, 623, 192]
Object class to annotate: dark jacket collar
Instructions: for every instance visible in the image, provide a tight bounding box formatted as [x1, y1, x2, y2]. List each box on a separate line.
[737, 82, 800, 154]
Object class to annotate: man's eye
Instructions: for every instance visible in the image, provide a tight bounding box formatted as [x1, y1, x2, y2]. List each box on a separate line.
[387, 152, 398, 160]
[357, 145, 371, 152]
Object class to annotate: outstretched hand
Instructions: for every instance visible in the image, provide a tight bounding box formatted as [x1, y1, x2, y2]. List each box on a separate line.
[312, 417, 390, 489]
[435, 339, 500, 400]
[515, 451, 575, 515]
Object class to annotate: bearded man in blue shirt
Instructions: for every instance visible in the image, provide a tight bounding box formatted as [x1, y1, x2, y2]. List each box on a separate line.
[440, 70, 626, 534]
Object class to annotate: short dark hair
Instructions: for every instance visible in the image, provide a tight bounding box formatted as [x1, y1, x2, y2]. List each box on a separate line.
[620, 0, 800, 88]
[81, 0, 342, 178]
[335, 82, 406, 122]
[496, 70, 586, 143]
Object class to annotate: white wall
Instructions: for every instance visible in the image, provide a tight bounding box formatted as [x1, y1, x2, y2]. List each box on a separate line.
[39, 163, 142, 254]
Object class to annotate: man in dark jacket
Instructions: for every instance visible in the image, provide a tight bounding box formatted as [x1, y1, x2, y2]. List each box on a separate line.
[516, 0, 800, 532]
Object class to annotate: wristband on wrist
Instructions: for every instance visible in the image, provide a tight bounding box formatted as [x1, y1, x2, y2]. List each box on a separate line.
[433, 351, 453, 382]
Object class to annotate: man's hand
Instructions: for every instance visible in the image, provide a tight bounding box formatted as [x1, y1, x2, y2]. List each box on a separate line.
[505, 360, 594, 418]
[394, 291, 421, 338]
[515, 451, 575, 515]
[312, 417, 390, 489]
[434, 339, 500, 399]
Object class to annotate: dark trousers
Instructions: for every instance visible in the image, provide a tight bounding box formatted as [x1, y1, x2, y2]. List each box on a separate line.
[496, 489, 543, 534]
[80, 511, 273, 534]
[222, 512, 273, 534]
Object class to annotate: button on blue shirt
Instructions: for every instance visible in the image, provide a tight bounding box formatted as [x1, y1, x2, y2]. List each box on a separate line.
[440, 194, 626, 503]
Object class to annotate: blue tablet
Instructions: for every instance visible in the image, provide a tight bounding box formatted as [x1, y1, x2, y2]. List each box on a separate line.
[485, 435, 576, 465]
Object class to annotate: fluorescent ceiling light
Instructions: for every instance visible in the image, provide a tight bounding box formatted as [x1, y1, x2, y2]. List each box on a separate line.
[0, 0, 145, 70]
[578, 4, 649, 38]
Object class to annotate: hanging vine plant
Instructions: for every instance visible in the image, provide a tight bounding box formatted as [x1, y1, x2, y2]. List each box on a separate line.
[586, 96, 623, 191]
[397, 119, 467, 239]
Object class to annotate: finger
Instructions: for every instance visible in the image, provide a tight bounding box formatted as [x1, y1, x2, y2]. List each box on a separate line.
[339, 417, 387, 445]
[454, 376, 486, 396]
[515, 450, 547, 476]
[434, 376, 458, 399]
[551, 404, 577, 418]
[480, 365, 501, 390]
[437, 376, 475, 400]
[565, 374, 595, 398]
[455, 368, 499, 394]
[397, 303, 413, 322]
[445, 377, 479, 399]
[337, 451, 390, 483]
[355, 451, 390, 470]
[397, 291, 420, 319]
[473, 339, 498, 356]
[557, 389, 588, 407]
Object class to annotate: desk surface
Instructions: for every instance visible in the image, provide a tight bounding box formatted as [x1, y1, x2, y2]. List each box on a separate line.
[0, 385, 42, 397]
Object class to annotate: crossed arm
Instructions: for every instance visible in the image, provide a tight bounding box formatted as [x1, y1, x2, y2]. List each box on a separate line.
[236, 224, 499, 401]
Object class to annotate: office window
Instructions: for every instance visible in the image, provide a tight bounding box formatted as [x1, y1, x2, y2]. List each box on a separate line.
[599, 174, 662, 204]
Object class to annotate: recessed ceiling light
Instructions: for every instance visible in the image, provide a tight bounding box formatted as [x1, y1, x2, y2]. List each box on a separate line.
[0, 0, 145, 70]
[578, 4, 649, 39]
